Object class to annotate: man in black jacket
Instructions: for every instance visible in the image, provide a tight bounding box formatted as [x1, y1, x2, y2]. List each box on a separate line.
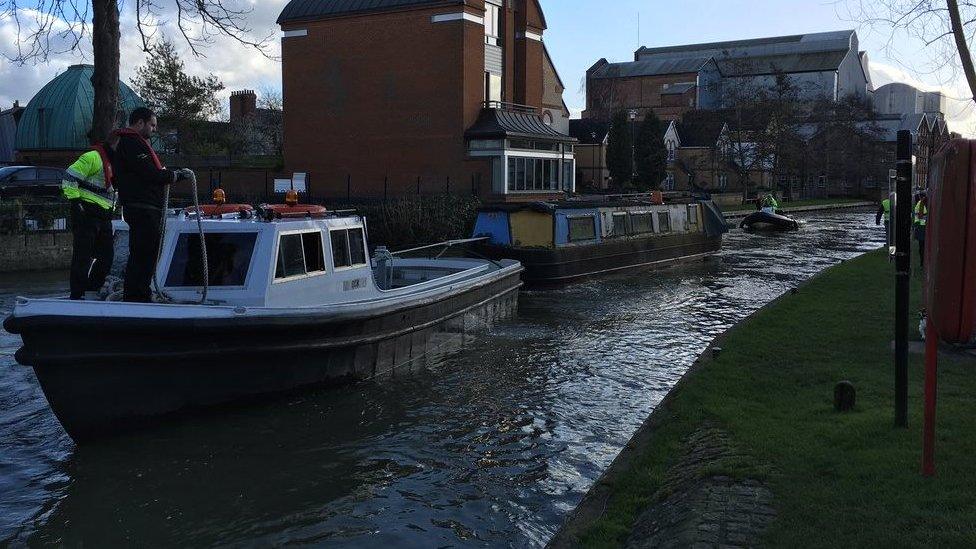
[113, 107, 191, 302]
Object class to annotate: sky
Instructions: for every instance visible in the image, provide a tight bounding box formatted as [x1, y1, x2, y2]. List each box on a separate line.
[1, 0, 974, 135]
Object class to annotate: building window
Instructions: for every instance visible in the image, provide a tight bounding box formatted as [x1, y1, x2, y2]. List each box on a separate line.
[543, 111, 554, 126]
[484, 3, 501, 45]
[666, 143, 675, 162]
[718, 174, 728, 190]
[663, 171, 675, 190]
[687, 204, 699, 225]
[507, 157, 560, 192]
[818, 175, 827, 188]
[485, 72, 502, 103]
[275, 231, 326, 281]
[330, 228, 368, 270]
[568, 216, 597, 242]
[167, 232, 258, 287]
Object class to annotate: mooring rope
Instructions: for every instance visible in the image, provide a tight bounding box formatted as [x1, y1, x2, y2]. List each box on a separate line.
[151, 170, 209, 305]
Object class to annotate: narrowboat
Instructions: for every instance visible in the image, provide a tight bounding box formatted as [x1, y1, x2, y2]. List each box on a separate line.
[4, 205, 522, 441]
[471, 195, 728, 286]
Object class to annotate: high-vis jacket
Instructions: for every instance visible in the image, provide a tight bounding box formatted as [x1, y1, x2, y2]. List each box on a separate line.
[914, 201, 928, 227]
[876, 198, 891, 225]
[61, 148, 116, 210]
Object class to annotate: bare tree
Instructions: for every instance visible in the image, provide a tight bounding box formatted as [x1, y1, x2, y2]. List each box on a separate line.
[1, 0, 272, 143]
[844, 0, 976, 103]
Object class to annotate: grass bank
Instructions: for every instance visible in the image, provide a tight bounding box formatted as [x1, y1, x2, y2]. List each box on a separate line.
[724, 197, 868, 212]
[568, 250, 976, 547]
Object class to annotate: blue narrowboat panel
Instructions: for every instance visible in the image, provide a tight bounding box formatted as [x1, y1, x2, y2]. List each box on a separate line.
[473, 211, 512, 246]
[554, 208, 602, 245]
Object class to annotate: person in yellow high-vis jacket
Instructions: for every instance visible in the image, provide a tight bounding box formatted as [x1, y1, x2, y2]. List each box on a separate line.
[914, 194, 928, 269]
[62, 144, 117, 299]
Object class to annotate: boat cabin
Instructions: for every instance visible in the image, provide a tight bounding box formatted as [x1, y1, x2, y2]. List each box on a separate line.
[153, 209, 501, 308]
[472, 199, 713, 249]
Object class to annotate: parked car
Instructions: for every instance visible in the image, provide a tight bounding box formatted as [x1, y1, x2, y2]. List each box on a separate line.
[0, 166, 65, 200]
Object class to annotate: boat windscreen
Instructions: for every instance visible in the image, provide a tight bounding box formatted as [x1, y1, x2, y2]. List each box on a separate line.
[165, 232, 258, 287]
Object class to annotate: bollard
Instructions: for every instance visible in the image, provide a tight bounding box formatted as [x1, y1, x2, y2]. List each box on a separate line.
[834, 381, 856, 412]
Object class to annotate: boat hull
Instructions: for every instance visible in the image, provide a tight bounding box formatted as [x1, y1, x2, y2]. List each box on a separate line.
[740, 211, 800, 231]
[474, 232, 722, 286]
[4, 271, 521, 442]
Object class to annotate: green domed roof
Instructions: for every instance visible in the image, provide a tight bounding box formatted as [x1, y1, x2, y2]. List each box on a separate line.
[15, 64, 146, 151]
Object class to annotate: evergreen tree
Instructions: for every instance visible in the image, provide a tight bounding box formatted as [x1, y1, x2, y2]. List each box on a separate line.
[131, 40, 225, 128]
[634, 112, 668, 189]
[606, 110, 634, 188]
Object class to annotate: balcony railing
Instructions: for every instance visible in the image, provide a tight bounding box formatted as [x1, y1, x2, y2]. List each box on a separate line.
[484, 101, 540, 115]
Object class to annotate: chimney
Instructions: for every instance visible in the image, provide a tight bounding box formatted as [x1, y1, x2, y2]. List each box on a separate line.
[229, 90, 257, 123]
[13, 100, 19, 109]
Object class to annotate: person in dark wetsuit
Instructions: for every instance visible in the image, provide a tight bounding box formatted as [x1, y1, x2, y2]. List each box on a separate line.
[113, 108, 192, 302]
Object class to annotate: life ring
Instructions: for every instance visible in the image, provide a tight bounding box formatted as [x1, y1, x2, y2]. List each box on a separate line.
[265, 204, 329, 218]
[186, 204, 254, 217]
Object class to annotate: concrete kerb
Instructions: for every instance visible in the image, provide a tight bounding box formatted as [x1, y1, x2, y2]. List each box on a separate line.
[546, 251, 875, 548]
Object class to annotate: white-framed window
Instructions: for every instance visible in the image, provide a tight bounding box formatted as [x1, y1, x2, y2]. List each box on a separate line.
[611, 212, 628, 236]
[687, 204, 699, 225]
[484, 3, 501, 45]
[330, 228, 368, 270]
[507, 157, 560, 192]
[658, 211, 672, 233]
[167, 232, 258, 288]
[818, 175, 827, 188]
[667, 142, 675, 162]
[275, 231, 327, 282]
[718, 174, 728, 190]
[484, 72, 502, 103]
[630, 212, 653, 234]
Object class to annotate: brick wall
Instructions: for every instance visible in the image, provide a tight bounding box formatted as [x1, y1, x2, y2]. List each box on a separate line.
[0, 232, 72, 273]
[585, 72, 699, 122]
[281, 4, 493, 198]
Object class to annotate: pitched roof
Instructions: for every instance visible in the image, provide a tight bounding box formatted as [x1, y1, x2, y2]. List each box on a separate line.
[466, 108, 575, 142]
[635, 30, 854, 60]
[15, 64, 145, 151]
[589, 56, 712, 79]
[714, 50, 849, 76]
[569, 118, 609, 144]
[676, 115, 727, 147]
[278, 0, 460, 24]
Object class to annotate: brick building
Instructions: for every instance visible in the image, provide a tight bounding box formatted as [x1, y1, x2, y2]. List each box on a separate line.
[277, 0, 575, 200]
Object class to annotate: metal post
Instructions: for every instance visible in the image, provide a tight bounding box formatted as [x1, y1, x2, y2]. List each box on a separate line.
[894, 129, 913, 428]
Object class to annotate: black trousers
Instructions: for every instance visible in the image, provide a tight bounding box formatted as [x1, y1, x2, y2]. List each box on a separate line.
[915, 224, 926, 268]
[69, 200, 114, 300]
[123, 207, 163, 303]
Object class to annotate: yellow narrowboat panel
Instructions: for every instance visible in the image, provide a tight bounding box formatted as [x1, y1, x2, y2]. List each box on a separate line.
[510, 211, 554, 248]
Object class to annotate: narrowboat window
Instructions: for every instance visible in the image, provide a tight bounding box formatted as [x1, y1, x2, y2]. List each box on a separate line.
[276, 234, 307, 279]
[687, 205, 699, 224]
[349, 228, 367, 265]
[630, 213, 654, 234]
[302, 232, 326, 273]
[568, 216, 597, 242]
[166, 232, 257, 287]
[331, 230, 351, 268]
[658, 211, 672, 232]
[612, 212, 628, 236]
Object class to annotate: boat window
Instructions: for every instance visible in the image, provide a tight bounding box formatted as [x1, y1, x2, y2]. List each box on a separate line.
[302, 232, 326, 273]
[568, 216, 597, 242]
[166, 232, 257, 287]
[275, 231, 325, 280]
[349, 228, 367, 265]
[687, 205, 699, 224]
[331, 230, 351, 268]
[612, 212, 628, 236]
[331, 228, 369, 269]
[630, 213, 654, 234]
[658, 211, 672, 233]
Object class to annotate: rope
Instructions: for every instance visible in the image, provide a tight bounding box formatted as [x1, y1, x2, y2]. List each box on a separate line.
[151, 170, 209, 305]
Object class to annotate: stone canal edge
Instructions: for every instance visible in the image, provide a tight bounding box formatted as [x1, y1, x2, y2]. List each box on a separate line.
[546, 255, 855, 548]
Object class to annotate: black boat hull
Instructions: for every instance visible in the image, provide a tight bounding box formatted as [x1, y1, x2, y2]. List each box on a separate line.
[740, 211, 800, 231]
[4, 272, 521, 442]
[474, 232, 722, 286]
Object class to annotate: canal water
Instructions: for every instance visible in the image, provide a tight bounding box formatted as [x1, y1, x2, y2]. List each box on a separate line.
[0, 211, 884, 547]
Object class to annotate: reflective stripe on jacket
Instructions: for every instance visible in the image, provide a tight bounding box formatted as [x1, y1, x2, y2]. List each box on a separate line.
[61, 151, 115, 210]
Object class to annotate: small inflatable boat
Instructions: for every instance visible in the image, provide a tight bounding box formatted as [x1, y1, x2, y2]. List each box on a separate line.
[740, 210, 800, 231]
